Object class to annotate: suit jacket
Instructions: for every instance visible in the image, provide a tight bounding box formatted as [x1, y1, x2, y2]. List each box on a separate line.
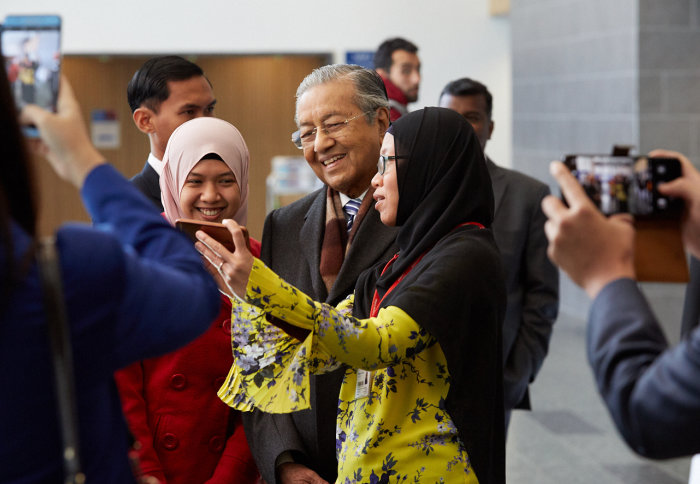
[242, 187, 398, 484]
[487, 159, 559, 411]
[131, 161, 163, 212]
[588, 278, 700, 458]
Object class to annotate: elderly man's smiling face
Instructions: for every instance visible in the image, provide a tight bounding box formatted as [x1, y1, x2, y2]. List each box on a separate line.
[296, 79, 389, 198]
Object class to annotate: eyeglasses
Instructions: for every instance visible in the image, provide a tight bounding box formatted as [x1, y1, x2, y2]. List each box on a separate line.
[291, 112, 371, 149]
[377, 154, 406, 175]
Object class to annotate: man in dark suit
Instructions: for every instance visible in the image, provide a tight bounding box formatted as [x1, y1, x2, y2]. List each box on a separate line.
[242, 65, 397, 484]
[542, 149, 700, 458]
[440, 78, 559, 429]
[127, 56, 217, 210]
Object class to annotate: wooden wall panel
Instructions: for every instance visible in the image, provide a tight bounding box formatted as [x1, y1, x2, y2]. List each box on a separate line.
[35, 54, 327, 239]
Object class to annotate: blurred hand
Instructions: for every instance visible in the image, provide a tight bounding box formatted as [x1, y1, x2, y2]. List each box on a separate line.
[195, 219, 254, 300]
[19, 76, 104, 188]
[541, 161, 636, 298]
[277, 463, 329, 484]
[653, 149, 700, 259]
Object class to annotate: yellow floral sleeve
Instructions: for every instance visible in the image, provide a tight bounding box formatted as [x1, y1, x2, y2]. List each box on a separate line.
[219, 258, 435, 414]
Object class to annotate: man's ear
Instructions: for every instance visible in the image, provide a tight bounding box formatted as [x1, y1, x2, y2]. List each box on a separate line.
[133, 107, 156, 134]
[488, 120, 495, 141]
[376, 107, 391, 138]
[375, 67, 388, 78]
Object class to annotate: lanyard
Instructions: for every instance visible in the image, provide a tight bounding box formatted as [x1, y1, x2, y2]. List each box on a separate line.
[369, 221, 484, 318]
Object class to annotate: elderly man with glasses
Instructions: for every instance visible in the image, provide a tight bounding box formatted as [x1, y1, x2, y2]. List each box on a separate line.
[242, 64, 398, 484]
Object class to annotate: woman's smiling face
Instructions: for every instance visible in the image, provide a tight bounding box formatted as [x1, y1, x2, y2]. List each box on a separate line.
[179, 157, 241, 223]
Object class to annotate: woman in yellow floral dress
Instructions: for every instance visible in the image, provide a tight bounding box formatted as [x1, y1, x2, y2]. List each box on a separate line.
[200, 107, 506, 484]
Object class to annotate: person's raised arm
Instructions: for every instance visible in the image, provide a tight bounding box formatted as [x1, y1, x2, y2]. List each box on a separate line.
[20, 77, 104, 187]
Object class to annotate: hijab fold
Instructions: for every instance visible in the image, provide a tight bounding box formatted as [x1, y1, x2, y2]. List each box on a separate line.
[160, 117, 250, 226]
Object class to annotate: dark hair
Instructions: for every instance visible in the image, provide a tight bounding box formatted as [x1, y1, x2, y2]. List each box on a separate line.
[373, 38, 418, 71]
[127, 55, 207, 113]
[439, 78, 493, 119]
[0, 65, 38, 302]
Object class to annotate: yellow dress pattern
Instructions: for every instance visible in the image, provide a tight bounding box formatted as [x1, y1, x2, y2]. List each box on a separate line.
[219, 258, 478, 484]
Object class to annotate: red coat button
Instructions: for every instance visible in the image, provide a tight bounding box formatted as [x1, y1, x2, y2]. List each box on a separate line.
[221, 318, 232, 335]
[208, 435, 225, 453]
[161, 433, 179, 450]
[170, 374, 187, 390]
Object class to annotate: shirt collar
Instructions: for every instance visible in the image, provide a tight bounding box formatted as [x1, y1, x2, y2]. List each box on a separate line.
[147, 152, 165, 176]
[339, 189, 368, 208]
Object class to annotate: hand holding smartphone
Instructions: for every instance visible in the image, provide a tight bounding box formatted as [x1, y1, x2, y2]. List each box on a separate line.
[175, 219, 250, 253]
[562, 154, 687, 282]
[1, 14, 61, 137]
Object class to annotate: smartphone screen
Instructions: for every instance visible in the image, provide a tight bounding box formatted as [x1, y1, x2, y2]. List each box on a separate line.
[1, 15, 61, 136]
[563, 155, 682, 218]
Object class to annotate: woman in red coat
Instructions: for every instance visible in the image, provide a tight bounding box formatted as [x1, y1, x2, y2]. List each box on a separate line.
[115, 117, 260, 484]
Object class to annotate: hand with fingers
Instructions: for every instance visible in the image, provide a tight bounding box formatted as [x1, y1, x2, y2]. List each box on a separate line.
[541, 161, 636, 298]
[195, 218, 254, 300]
[653, 149, 700, 260]
[278, 463, 330, 484]
[19, 76, 105, 188]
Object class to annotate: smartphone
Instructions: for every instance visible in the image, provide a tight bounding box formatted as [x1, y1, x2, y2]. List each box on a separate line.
[1, 14, 61, 137]
[175, 219, 250, 253]
[563, 154, 682, 218]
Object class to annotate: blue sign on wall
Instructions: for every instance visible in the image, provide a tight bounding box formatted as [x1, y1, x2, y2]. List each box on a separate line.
[345, 51, 375, 69]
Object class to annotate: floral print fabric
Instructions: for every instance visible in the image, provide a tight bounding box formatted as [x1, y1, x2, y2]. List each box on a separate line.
[219, 259, 478, 483]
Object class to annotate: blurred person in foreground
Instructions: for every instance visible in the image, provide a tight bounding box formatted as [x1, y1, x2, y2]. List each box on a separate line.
[542, 151, 700, 458]
[0, 71, 220, 482]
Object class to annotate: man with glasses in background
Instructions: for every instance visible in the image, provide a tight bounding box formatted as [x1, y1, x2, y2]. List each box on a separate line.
[242, 64, 398, 484]
[439, 77, 559, 432]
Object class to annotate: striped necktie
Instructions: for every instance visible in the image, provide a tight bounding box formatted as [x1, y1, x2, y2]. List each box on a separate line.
[344, 199, 362, 233]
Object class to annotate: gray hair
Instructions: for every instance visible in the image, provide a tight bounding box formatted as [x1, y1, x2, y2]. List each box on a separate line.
[295, 64, 389, 125]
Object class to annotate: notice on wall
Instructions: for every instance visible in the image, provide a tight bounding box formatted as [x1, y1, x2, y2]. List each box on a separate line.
[91, 109, 120, 149]
[345, 51, 375, 70]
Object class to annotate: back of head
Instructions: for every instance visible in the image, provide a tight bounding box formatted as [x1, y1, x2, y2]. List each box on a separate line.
[127, 55, 205, 113]
[295, 64, 389, 124]
[0, 67, 37, 300]
[439, 77, 493, 119]
[373, 37, 419, 71]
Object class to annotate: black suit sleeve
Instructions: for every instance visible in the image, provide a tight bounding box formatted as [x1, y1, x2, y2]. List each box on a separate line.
[502, 182, 559, 410]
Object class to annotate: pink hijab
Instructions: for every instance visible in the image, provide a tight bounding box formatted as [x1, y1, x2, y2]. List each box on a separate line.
[160, 117, 250, 226]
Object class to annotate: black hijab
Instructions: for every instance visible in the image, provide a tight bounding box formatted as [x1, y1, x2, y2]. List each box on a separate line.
[355, 107, 506, 484]
[376, 106, 494, 295]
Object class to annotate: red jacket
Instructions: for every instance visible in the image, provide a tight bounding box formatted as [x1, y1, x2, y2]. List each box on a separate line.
[115, 239, 262, 484]
[379, 74, 409, 122]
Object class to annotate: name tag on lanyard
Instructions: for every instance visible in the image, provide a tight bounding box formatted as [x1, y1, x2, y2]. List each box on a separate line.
[355, 369, 373, 399]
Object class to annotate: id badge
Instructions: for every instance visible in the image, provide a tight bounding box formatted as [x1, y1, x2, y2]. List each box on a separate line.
[355, 369, 373, 399]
